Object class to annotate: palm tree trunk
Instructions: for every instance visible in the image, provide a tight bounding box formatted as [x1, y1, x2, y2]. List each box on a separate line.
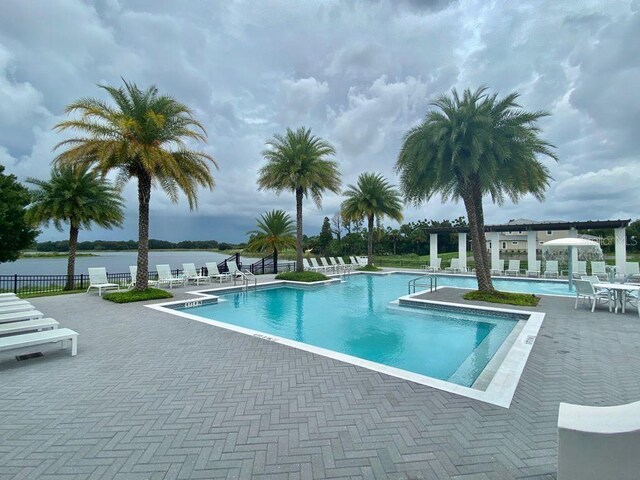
[295, 188, 304, 273]
[367, 214, 374, 266]
[273, 248, 278, 274]
[461, 178, 494, 292]
[65, 224, 79, 290]
[135, 173, 152, 290]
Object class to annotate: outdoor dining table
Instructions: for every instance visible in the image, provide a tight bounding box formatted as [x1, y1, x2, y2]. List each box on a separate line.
[593, 283, 640, 314]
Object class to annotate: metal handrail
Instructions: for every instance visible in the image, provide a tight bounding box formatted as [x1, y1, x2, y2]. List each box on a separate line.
[234, 269, 258, 290]
[408, 274, 438, 294]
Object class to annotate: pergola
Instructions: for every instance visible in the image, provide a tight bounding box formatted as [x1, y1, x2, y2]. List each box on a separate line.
[420, 219, 631, 274]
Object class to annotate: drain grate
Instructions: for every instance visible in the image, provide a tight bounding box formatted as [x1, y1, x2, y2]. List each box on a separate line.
[16, 352, 43, 361]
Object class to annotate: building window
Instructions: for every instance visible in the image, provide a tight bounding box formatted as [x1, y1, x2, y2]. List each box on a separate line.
[547, 230, 552, 235]
[512, 241, 519, 245]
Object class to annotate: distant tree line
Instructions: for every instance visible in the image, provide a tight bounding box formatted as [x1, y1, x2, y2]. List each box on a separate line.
[33, 239, 245, 252]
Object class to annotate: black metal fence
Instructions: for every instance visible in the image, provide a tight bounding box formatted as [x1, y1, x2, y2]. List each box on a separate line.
[247, 253, 296, 275]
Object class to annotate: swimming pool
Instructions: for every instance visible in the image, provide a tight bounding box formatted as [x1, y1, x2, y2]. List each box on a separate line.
[431, 273, 571, 296]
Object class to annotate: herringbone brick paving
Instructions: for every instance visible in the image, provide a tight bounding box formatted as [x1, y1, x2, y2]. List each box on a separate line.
[1, 281, 639, 479]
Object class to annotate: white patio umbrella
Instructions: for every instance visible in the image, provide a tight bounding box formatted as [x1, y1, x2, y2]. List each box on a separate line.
[542, 238, 601, 290]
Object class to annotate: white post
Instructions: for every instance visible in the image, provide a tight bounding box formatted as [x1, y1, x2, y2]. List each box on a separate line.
[615, 227, 626, 274]
[527, 231, 537, 273]
[458, 233, 467, 272]
[490, 232, 500, 270]
[569, 228, 578, 268]
[430, 234, 438, 269]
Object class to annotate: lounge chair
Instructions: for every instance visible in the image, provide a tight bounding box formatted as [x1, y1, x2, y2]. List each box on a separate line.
[182, 263, 208, 285]
[337, 257, 354, 272]
[328, 257, 343, 272]
[625, 262, 640, 280]
[205, 262, 231, 283]
[423, 257, 442, 272]
[87, 267, 120, 296]
[0, 310, 43, 324]
[0, 328, 78, 356]
[558, 401, 640, 480]
[445, 258, 460, 273]
[0, 293, 19, 302]
[574, 279, 610, 312]
[128, 266, 158, 289]
[156, 264, 186, 289]
[310, 258, 329, 272]
[0, 302, 36, 314]
[0, 318, 59, 335]
[544, 260, 559, 278]
[506, 260, 521, 276]
[350, 256, 365, 267]
[571, 260, 587, 278]
[320, 257, 334, 273]
[590, 261, 607, 279]
[526, 260, 541, 277]
[491, 259, 505, 276]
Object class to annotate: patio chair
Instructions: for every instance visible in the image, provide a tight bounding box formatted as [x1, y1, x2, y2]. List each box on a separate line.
[182, 263, 208, 286]
[0, 293, 19, 302]
[156, 264, 186, 289]
[320, 257, 335, 273]
[572, 260, 587, 278]
[205, 262, 231, 283]
[590, 261, 607, 279]
[544, 260, 559, 278]
[558, 401, 640, 480]
[87, 267, 120, 296]
[625, 262, 640, 280]
[311, 258, 329, 272]
[423, 257, 442, 272]
[506, 260, 521, 276]
[625, 290, 640, 317]
[490, 259, 505, 276]
[445, 258, 460, 273]
[328, 257, 343, 272]
[526, 260, 541, 277]
[349, 256, 361, 267]
[574, 279, 610, 312]
[337, 257, 354, 272]
[128, 266, 158, 289]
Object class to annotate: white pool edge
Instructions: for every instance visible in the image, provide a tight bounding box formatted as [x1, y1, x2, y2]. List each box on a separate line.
[146, 278, 544, 409]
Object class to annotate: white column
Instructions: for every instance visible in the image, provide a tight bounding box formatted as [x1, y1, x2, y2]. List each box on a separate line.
[615, 227, 627, 274]
[490, 232, 500, 270]
[430, 234, 438, 269]
[569, 228, 578, 266]
[527, 231, 537, 272]
[458, 233, 467, 272]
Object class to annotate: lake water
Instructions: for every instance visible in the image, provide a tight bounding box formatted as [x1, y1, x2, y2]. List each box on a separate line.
[0, 251, 263, 275]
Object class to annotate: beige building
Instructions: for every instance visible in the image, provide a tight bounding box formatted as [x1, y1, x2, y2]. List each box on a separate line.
[494, 219, 569, 252]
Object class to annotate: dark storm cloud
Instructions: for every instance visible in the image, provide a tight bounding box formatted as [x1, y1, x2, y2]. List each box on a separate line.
[0, 0, 638, 244]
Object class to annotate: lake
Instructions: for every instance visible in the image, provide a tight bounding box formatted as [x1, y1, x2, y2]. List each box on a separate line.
[0, 251, 265, 275]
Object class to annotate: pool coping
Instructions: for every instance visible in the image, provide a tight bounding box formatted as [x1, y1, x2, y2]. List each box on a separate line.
[146, 273, 545, 408]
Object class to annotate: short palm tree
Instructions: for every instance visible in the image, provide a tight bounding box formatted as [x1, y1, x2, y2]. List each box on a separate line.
[258, 127, 341, 272]
[26, 164, 124, 290]
[341, 173, 404, 266]
[396, 87, 557, 291]
[53, 80, 217, 290]
[246, 210, 296, 273]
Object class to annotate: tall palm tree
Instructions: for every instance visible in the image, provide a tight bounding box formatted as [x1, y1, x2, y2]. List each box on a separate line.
[26, 164, 124, 290]
[246, 210, 296, 273]
[396, 87, 557, 292]
[341, 173, 404, 267]
[53, 80, 217, 290]
[258, 127, 341, 272]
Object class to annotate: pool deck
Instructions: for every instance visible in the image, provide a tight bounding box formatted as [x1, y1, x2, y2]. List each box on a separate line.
[2, 271, 640, 479]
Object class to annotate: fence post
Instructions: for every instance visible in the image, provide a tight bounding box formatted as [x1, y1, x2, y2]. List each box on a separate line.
[235, 252, 241, 269]
[80, 273, 84, 290]
[13, 274, 18, 294]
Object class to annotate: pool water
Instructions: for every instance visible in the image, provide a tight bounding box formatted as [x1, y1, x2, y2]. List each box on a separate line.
[181, 274, 526, 387]
[433, 273, 572, 296]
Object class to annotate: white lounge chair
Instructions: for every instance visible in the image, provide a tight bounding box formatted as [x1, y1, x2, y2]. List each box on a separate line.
[491, 259, 505, 276]
[311, 258, 329, 272]
[571, 260, 587, 278]
[205, 262, 231, 283]
[0, 293, 19, 302]
[156, 264, 186, 289]
[0, 318, 59, 335]
[558, 401, 640, 480]
[128, 266, 158, 289]
[87, 267, 120, 296]
[423, 257, 442, 272]
[350, 256, 365, 268]
[625, 262, 640, 280]
[506, 260, 521, 276]
[526, 260, 541, 277]
[328, 257, 343, 272]
[590, 261, 607, 279]
[0, 310, 43, 324]
[337, 257, 354, 272]
[445, 258, 460, 273]
[574, 279, 610, 312]
[182, 263, 208, 285]
[544, 260, 559, 278]
[320, 257, 334, 273]
[0, 302, 36, 314]
[0, 328, 78, 356]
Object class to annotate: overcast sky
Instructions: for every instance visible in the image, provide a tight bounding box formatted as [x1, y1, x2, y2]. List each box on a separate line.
[1, 0, 639, 243]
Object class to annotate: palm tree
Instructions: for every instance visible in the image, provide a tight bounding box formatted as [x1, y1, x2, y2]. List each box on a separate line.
[246, 210, 296, 273]
[396, 87, 557, 291]
[53, 80, 217, 290]
[341, 173, 404, 267]
[258, 127, 341, 272]
[26, 164, 124, 290]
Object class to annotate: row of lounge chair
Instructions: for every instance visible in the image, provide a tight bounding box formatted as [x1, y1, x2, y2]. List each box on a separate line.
[303, 256, 363, 273]
[0, 293, 78, 358]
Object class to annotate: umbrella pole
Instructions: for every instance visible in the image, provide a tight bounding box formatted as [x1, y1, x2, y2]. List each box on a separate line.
[568, 246, 574, 291]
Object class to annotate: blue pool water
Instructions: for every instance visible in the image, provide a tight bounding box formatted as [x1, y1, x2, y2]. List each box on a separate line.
[433, 273, 572, 296]
[179, 274, 531, 387]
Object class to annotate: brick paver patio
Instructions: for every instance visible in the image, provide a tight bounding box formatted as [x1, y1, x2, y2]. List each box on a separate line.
[2, 275, 640, 479]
